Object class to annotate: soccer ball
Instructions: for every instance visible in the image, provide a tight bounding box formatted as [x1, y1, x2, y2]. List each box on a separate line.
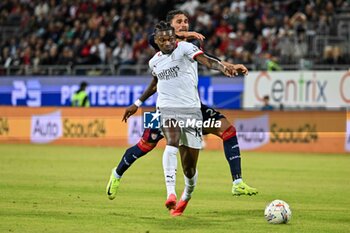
[264, 200, 292, 224]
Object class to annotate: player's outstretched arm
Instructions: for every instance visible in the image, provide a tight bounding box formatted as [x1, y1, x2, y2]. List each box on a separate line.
[195, 54, 235, 77]
[221, 61, 248, 76]
[122, 76, 158, 122]
[176, 31, 205, 41]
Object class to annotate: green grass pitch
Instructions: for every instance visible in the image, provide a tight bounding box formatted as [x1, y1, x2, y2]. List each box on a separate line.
[1, 144, 350, 233]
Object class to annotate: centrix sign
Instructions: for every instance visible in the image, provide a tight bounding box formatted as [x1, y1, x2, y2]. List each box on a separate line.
[244, 71, 350, 109]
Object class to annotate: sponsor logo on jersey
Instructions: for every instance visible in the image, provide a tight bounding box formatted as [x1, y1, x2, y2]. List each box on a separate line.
[157, 65, 180, 80]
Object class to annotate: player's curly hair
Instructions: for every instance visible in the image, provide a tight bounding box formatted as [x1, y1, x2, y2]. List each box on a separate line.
[166, 10, 188, 22]
[154, 21, 175, 34]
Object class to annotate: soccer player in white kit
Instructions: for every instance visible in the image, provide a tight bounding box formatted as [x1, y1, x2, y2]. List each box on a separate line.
[106, 11, 257, 209]
[150, 21, 235, 216]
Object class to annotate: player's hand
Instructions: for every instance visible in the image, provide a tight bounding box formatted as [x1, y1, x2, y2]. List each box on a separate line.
[122, 105, 138, 122]
[221, 65, 235, 77]
[232, 64, 249, 76]
[221, 62, 249, 76]
[177, 31, 205, 41]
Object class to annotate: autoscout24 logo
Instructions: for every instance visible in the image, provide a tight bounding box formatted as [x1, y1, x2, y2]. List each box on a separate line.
[143, 110, 221, 129]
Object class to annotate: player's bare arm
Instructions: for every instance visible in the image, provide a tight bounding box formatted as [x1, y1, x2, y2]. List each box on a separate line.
[122, 76, 158, 122]
[138, 75, 158, 103]
[221, 62, 249, 76]
[195, 54, 235, 77]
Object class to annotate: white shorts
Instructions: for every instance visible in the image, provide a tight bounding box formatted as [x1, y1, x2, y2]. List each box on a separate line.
[159, 107, 203, 149]
[178, 126, 202, 149]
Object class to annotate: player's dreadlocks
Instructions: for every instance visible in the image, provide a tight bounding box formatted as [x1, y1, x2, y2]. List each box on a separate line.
[166, 10, 188, 22]
[154, 21, 175, 35]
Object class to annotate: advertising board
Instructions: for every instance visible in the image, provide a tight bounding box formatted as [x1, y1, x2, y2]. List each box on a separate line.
[0, 107, 348, 153]
[244, 71, 350, 109]
[0, 76, 244, 109]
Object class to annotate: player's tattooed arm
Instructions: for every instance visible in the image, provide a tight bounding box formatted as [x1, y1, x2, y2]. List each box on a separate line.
[222, 61, 249, 76]
[195, 54, 234, 77]
[122, 76, 158, 122]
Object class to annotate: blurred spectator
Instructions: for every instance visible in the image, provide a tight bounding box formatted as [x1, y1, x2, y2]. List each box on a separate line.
[293, 33, 308, 61]
[41, 45, 58, 65]
[261, 95, 274, 111]
[71, 81, 90, 107]
[91, 37, 106, 64]
[0, 47, 12, 67]
[276, 30, 294, 63]
[112, 39, 133, 66]
[265, 54, 282, 71]
[322, 45, 348, 65]
[34, 2, 49, 19]
[179, 0, 200, 17]
[0, 0, 349, 74]
[58, 47, 74, 66]
[195, 7, 210, 29]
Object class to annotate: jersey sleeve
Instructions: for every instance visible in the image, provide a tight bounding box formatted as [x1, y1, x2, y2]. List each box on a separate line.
[148, 59, 155, 75]
[148, 59, 152, 70]
[189, 39, 202, 50]
[188, 39, 221, 61]
[148, 56, 158, 77]
[179, 42, 204, 61]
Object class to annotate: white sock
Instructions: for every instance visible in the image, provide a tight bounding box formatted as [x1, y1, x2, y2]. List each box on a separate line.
[181, 170, 198, 201]
[113, 169, 122, 179]
[162, 145, 178, 198]
[233, 178, 243, 185]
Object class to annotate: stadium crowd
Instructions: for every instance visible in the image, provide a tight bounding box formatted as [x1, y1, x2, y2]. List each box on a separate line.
[0, 0, 349, 74]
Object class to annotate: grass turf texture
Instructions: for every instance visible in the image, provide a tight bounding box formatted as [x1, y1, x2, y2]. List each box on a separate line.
[0, 144, 350, 233]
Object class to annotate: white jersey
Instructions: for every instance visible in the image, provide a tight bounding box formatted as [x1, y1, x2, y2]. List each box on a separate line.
[149, 41, 203, 108]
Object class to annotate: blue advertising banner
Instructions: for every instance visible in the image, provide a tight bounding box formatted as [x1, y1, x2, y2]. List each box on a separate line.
[0, 76, 244, 109]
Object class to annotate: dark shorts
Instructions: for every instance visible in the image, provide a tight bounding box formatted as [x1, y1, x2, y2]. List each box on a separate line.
[141, 128, 164, 143]
[200, 103, 225, 122]
[201, 103, 226, 135]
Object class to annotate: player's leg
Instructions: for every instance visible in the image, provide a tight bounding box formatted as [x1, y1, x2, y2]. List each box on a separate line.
[179, 146, 199, 201]
[171, 117, 202, 216]
[171, 146, 199, 217]
[202, 104, 243, 180]
[213, 118, 257, 195]
[161, 119, 181, 210]
[115, 128, 163, 177]
[106, 128, 163, 200]
[204, 117, 243, 180]
[201, 104, 257, 195]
